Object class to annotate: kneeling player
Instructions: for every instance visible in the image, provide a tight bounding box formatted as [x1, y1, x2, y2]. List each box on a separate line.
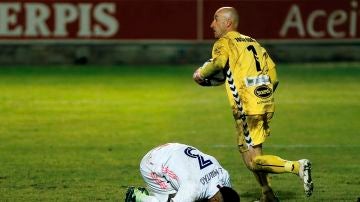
[125, 143, 240, 202]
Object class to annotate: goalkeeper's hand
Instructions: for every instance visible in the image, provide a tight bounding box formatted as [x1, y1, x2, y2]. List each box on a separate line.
[193, 68, 211, 86]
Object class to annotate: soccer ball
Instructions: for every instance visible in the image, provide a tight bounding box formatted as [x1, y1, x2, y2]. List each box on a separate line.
[200, 59, 226, 86]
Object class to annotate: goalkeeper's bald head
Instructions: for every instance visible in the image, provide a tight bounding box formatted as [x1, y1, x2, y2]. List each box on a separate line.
[215, 7, 239, 30]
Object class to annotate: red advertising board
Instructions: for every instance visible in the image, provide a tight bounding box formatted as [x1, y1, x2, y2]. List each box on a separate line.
[0, 0, 198, 40]
[0, 0, 359, 41]
[204, 0, 360, 40]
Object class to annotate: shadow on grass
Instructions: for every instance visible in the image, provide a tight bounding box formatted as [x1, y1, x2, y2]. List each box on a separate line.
[240, 188, 297, 201]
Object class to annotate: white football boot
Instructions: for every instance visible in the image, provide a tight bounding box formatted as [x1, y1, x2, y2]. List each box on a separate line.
[298, 159, 314, 197]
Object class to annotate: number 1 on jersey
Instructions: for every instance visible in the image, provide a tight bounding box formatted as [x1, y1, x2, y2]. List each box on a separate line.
[247, 45, 261, 72]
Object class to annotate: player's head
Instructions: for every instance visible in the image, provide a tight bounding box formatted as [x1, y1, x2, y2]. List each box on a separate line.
[210, 7, 239, 38]
[219, 186, 240, 202]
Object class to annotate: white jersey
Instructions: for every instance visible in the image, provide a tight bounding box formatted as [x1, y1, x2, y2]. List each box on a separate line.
[139, 143, 231, 202]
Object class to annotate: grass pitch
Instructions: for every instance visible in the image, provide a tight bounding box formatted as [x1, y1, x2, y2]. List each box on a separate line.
[0, 63, 359, 201]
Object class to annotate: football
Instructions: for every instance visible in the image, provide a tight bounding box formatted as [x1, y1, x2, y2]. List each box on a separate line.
[200, 59, 226, 86]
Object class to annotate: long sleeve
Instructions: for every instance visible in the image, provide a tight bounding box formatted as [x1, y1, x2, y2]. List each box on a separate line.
[199, 38, 229, 78]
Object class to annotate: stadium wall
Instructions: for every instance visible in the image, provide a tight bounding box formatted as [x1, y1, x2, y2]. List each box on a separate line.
[1, 41, 360, 65]
[0, 0, 359, 65]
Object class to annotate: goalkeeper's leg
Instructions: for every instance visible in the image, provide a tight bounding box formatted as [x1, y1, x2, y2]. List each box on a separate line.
[242, 145, 313, 197]
[253, 154, 313, 197]
[253, 154, 300, 174]
[240, 144, 280, 201]
[236, 113, 313, 198]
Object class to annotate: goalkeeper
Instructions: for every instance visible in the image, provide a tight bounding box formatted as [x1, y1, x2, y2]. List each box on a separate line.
[125, 143, 240, 202]
[193, 7, 313, 201]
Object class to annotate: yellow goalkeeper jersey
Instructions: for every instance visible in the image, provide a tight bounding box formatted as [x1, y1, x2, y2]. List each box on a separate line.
[200, 31, 278, 115]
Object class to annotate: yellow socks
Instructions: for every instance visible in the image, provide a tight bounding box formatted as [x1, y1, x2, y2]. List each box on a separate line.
[253, 155, 300, 174]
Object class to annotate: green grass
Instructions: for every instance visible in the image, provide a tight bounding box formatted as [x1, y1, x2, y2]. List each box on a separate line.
[0, 63, 359, 201]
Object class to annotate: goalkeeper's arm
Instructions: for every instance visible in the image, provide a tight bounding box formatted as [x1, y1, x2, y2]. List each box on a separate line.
[193, 56, 227, 86]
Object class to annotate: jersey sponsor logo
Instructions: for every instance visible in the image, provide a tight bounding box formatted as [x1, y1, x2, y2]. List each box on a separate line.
[184, 147, 213, 170]
[244, 75, 270, 87]
[254, 85, 273, 99]
[257, 98, 274, 104]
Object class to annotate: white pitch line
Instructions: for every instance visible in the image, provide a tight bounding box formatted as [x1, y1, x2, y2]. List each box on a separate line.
[211, 144, 360, 148]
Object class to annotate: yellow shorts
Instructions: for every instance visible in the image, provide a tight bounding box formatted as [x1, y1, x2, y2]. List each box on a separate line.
[233, 110, 273, 153]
